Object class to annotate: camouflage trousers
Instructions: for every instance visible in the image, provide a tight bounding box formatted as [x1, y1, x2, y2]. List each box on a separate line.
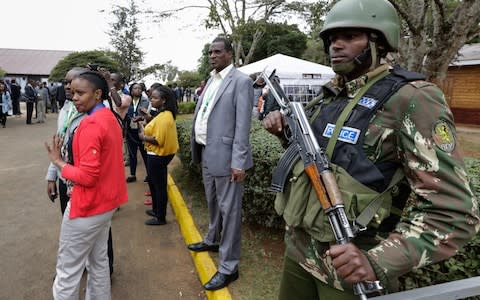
[279, 255, 358, 300]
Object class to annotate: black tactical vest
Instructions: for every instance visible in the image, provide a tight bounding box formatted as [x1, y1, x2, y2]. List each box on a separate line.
[311, 66, 425, 193]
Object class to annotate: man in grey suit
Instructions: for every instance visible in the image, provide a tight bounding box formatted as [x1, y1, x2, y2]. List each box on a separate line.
[188, 36, 254, 291]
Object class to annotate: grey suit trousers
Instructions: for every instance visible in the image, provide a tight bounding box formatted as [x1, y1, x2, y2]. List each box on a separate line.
[202, 155, 244, 275]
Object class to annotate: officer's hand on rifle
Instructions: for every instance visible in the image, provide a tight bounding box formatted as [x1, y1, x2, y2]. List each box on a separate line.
[327, 243, 377, 285]
[262, 110, 285, 135]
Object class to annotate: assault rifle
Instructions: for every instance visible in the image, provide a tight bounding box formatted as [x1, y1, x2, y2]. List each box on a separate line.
[262, 70, 383, 300]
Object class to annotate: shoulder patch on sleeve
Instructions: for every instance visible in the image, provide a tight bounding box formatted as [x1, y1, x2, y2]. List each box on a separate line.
[408, 80, 433, 88]
[432, 120, 456, 153]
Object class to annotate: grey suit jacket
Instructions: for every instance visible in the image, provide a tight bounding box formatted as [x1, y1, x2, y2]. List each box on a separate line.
[191, 67, 254, 177]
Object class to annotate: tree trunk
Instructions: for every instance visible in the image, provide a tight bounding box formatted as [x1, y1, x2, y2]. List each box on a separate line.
[423, 0, 480, 83]
[243, 29, 265, 66]
[391, 0, 480, 82]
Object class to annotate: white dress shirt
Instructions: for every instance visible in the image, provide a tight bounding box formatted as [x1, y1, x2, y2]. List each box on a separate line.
[195, 64, 233, 145]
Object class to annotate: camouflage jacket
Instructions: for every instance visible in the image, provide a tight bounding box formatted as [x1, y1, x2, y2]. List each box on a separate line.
[284, 64, 480, 293]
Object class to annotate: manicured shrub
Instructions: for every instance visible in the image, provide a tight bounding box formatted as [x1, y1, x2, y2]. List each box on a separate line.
[176, 118, 284, 228]
[177, 102, 196, 114]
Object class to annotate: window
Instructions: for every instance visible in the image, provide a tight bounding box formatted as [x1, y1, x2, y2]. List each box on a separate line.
[283, 85, 323, 103]
[302, 74, 322, 79]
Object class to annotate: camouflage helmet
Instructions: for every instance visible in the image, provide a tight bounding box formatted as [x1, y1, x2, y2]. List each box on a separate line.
[319, 0, 400, 52]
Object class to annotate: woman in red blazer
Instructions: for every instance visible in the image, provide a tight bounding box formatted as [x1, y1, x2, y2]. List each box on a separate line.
[46, 71, 128, 300]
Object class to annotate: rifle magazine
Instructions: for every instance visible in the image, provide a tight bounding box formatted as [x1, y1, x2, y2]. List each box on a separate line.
[270, 143, 301, 193]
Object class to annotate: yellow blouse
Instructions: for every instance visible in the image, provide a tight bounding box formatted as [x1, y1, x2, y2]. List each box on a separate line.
[144, 110, 179, 156]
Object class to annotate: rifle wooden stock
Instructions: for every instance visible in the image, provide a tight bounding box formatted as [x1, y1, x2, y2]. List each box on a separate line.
[304, 163, 332, 210]
[321, 171, 343, 207]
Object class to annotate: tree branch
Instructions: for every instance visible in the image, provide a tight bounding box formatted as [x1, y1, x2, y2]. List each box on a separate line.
[243, 28, 265, 65]
[388, 0, 419, 35]
[146, 5, 210, 16]
[432, 0, 445, 21]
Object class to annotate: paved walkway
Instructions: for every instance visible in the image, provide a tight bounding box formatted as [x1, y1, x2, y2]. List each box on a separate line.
[0, 111, 214, 300]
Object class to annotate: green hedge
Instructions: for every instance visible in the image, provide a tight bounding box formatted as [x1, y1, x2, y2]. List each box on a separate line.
[176, 118, 480, 291]
[176, 118, 284, 228]
[177, 102, 196, 114]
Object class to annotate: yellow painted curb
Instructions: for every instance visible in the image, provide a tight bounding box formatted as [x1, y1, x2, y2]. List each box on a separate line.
[167, 174, 233, 300]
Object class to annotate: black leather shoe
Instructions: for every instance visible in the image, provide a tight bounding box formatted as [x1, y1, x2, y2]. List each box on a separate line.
[126, 175, 136, 183]
[204, 271, 239, 291]
[145, 209, 155, 217]
[187, 241, 219, 252]
[145, 218, 166, 225]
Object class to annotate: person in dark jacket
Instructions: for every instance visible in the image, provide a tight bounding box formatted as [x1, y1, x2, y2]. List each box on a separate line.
[24, 79, 37, 124]
[10, 79, 21, 116]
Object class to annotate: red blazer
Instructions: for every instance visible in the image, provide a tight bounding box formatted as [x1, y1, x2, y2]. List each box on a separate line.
[62, 108, 128, 218]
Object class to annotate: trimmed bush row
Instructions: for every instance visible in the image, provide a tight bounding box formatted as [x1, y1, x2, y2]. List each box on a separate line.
[177, 102, 196, 114]
[176, 118, 284, 228]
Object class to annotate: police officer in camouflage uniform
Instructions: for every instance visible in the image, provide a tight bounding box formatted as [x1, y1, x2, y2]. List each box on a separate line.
[263, 0, 479, 299]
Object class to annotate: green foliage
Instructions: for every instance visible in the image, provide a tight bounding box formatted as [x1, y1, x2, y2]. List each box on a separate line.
[107, 0, 144, 82]
[177, 70, 204, 88]
[0, 67, 5, 78]
[243, 120, 285, 228]
[176, 118, 201, 178]
[466, 157, 480, 197]
[49, 50, 119, 82]
[302, 38, 329, 66]
[240, 22, 308, 63]
[399, 233, 480, 293]
[139, 62, 178, 83]
[197, 43, 211, 80]
[197, 22, 308, 71]
[177, 102, 196, 115]
[176, 118, 285, 228]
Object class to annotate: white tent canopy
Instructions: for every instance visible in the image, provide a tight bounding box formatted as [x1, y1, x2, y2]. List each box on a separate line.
[238, 53, 335, 87]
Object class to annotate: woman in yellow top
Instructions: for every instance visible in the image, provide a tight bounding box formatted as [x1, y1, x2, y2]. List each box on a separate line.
[138, 85, 179, 225]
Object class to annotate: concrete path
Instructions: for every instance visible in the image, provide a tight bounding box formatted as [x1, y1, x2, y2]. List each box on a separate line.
[0, 111, 205, 300]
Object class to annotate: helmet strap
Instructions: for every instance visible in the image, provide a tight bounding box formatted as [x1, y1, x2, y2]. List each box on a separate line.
[369, 40, 378, 71]
[332, 60, 357, 75]
[331, 33, 379, 76]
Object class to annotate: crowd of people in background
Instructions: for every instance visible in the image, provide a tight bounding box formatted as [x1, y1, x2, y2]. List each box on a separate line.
[0, 77, 67, 126]
[0, 75, 204, 129]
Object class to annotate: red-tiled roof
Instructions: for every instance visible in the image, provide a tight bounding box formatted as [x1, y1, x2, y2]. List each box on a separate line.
[0, 48, 73, 76]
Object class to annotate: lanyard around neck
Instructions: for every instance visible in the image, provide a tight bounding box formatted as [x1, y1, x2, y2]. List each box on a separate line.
[62, 104, 79, 135]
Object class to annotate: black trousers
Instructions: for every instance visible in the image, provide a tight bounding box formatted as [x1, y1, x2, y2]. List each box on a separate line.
[26, 102, 34, 124]
[0, 107, 6, 127]
[126, 128, 147, 176]
[12, 98, 20, 115]
[146, 154, 174, 222]
[50, 98, 58, 113]
[58, 180, 114, 273]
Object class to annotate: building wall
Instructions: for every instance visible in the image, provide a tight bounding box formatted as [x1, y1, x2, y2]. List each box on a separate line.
[441, 65, 480, 125]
